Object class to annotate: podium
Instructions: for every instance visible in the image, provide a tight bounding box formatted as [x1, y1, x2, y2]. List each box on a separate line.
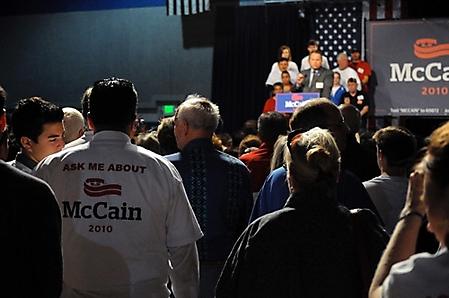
[275, 92, 320, 113]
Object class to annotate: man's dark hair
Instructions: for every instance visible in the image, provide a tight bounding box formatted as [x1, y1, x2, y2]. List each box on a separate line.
[308, 39, 319, 46]
[81, 86, 92, 120]
[273, 82, 283, 90]
[374, 126, 417, 168]
[12, 97, 63, 146]
[278, 57, 289, 63]
[347, 77, 358, 84]
[309, 50, 323, 57]
[290, 98, 336, 130]
[257, 111, 288, 143]
[157, 116, 180, 155]
[89, 77, 137, 132]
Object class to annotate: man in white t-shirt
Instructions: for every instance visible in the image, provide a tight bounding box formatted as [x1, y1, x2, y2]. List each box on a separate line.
[300, 39, 330, 71]
[35, 77, 203, 298]
[363, 126, 417, 234]
[333, 52, 362, 91]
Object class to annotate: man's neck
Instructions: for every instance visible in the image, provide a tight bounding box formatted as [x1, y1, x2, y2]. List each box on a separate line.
[16, 151, 38, 170]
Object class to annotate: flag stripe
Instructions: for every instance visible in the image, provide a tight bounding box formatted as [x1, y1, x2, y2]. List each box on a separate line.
[166, 0, 209, 15]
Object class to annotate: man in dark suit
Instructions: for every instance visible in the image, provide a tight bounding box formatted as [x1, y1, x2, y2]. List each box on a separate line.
[300, 51, 333, 98]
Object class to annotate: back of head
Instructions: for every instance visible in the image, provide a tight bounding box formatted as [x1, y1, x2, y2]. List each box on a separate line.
[270, 134, 288, 171]
[257, 111, 288, 143]
[176, 94, 220, 135]
[157, 116, 179, 155]
[81, 86, 93, 120]
[339, 104, 361, 134]
[62, 107, 85, 144]
[238, 134, 261, 156]
[290, 98, 337, 130]
[374, 126, 416, 168]
[135, 131, 161, 154]
[286, 127, 340, 195]
[89, 77, 137, 132]
[12, 97, 63, 145]
[243, 119, 257, 135]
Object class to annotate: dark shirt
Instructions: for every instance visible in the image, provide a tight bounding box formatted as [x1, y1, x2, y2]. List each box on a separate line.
[217, 192, 366, 297]
[165, 138, 253, 261]
[0, 161, 62, 298]
[341, 134, 380, 182]
[340, 90, 369, 114]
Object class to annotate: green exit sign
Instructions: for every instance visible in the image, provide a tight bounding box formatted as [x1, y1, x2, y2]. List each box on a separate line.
[163, 105, 175, 115]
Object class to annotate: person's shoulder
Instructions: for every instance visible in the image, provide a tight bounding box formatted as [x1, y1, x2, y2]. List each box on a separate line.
[288, 61, 298, 69]
[239, 149, 257, 162]
[164, 152, 181, 161]
[363, 175, 383, 186]
[321, 68, 334, 75]
[267, 166, 287, 182]
[340, 168, 363, 184]
[349, 67, 359, 74]
[223, 150, 251, 169]
[1, 161, 55, 196]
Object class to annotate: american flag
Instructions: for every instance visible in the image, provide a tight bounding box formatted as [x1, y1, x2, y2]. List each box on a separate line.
[308, 2, 363, 69]
[166, 0, 210, 15]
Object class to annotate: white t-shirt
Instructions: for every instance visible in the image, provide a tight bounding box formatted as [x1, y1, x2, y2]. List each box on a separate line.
[333, 66, 362, 91]
[266, 62, 298, 86]
[300, 55, 330, 71]
[363, 175, 408, 234]
[382, 248, 449, 298]
[270, 61, 299, 74]
[35, 131, 203, 296]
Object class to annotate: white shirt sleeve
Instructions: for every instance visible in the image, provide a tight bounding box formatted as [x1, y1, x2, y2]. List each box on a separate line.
[168, 243, 200, 298]
[300, 56, 310, 71]
[322, 56, 330, 69]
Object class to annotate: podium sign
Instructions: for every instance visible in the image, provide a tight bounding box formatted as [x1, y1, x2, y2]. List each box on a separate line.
[275, 92, 320, 113]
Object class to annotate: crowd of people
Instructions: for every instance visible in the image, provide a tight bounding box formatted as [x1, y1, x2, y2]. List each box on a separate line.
[264, 41, 371, 130]
[0, 64, 448, 298]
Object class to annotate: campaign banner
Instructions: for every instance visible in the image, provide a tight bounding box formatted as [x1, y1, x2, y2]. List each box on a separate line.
[275, 92, 320, 113]
[367, 19, 449, 116]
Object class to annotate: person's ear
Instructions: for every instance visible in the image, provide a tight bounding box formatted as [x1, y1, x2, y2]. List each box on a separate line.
[181, 120, 189, 136]
[20, 136, 33, 153]
[87, 113, 95, 131]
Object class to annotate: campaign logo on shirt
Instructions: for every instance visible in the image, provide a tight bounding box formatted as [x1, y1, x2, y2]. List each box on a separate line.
[357, 94, 364, 105]
[84, 178, 122, 197]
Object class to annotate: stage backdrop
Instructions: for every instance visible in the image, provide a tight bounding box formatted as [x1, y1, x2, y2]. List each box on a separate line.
[367, 19, 449, 116]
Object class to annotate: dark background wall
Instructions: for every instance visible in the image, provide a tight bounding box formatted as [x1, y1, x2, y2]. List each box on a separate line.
[1, 0, 449, 134]
[0, 1, 214, 124]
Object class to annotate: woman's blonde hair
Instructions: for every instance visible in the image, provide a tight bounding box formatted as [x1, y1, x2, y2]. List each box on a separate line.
[286, 127, 340, 194]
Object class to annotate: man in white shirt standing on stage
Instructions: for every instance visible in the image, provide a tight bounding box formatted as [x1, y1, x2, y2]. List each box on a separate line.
[35, 77, 203, 298]
[333, 52, 362, 91]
